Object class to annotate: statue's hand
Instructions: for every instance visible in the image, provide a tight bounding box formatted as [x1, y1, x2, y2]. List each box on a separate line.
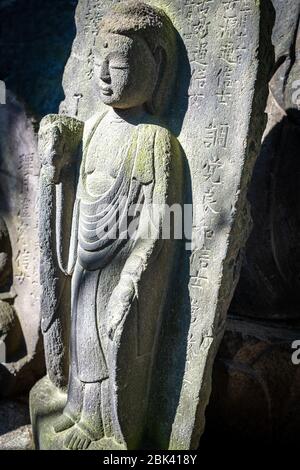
[38, 115, 83, 184]
[107, 275, 136, 340]
[38, 118, 65, 183]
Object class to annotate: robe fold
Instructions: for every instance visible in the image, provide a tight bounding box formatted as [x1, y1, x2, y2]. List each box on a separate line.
[71, 114, 153, 383]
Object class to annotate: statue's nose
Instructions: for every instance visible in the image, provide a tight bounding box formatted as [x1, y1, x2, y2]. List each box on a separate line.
[100, 60, 111, 83]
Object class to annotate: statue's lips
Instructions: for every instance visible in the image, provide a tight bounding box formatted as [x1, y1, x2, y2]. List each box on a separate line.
[100, 86, 113, 96]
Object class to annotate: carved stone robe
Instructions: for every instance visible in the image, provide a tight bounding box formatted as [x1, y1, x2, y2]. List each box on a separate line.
[64, 111, 183, 445]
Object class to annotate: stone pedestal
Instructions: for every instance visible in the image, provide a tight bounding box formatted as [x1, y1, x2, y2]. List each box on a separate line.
[30, 378, 125, 450]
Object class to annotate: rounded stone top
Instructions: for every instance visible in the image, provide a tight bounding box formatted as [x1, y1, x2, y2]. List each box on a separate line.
[100, 1, 166, 38]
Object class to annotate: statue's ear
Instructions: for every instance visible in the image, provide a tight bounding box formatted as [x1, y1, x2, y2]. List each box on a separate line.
[153, 45, 164, 72]
[147, 46, 166, 115]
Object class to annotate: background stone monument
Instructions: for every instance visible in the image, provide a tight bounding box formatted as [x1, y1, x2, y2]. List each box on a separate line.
[0, 0, 78, 401]
[0, 91, 44, 396]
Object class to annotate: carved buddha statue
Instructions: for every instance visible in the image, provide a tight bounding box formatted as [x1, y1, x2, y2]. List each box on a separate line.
[36, 1, 182, 450]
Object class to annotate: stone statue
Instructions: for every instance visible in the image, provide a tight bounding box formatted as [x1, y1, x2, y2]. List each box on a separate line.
[31, 1, 182, 450]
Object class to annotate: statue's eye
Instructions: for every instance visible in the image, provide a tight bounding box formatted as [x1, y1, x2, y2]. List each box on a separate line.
[109, 63, 129, 70]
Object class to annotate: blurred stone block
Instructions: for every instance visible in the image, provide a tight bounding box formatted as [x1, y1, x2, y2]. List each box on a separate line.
[205, 316, 300, 445]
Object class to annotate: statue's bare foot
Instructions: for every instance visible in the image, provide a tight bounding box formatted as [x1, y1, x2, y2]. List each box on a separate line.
[53, 414, 75, 433]
[64, 418, 104, 450]
[64, 424, 91, 450]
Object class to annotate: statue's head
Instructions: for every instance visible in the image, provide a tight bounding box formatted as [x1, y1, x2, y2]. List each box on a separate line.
[94, 1, 177, 115]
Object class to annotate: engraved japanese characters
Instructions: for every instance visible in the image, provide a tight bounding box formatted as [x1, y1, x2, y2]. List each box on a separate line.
[0, 92, 43, 396]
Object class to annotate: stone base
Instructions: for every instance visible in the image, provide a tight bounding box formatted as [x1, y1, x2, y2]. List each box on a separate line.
[0, 398, 33, 450]
[30, 377, 125, 450]
[0, 425, 33, 450]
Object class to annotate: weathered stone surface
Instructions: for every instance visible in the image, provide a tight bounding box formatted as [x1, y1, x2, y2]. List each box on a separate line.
[31, 0, 274, 451]
[0, 92, 45, 396]
[0, 425, 33, 450]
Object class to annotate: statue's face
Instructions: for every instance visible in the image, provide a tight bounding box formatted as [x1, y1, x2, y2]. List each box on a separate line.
[94, 33, 157, 109]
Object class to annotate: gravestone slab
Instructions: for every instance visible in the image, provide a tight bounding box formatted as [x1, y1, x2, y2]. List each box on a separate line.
[0, 91, 44, 396]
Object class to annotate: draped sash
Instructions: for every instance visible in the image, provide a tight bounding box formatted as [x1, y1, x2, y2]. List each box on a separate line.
[72, 118, 148, 382]
[77, 124, 144, 272]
